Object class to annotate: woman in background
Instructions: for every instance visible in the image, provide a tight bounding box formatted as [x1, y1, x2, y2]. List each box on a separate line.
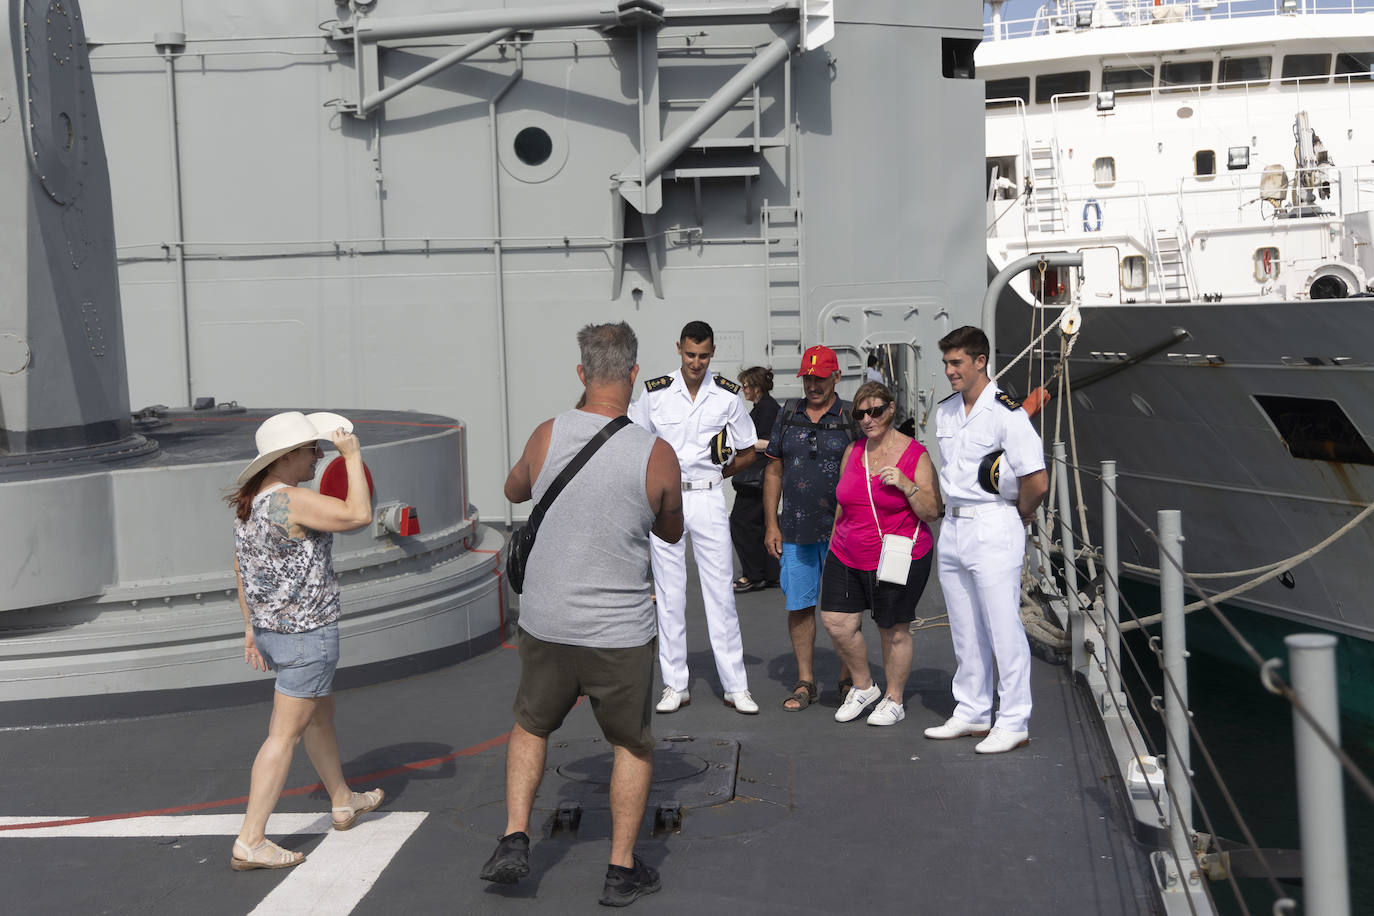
[730, 367, 781, 593]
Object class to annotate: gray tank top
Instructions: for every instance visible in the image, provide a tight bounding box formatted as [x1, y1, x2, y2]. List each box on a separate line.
[518, 409, 658, 648]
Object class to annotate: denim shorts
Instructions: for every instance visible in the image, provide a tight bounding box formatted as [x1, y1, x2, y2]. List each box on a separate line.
[253, 621, 340, 698]
[780, 542, 829, 611]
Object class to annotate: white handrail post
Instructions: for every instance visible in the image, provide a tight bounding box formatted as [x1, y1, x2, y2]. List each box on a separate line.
[1054, 442, 1085, 674]
[1101, 460, 1122, 701]
[1286, 633, 1350, 916]
[1158, 509, 1195, 879]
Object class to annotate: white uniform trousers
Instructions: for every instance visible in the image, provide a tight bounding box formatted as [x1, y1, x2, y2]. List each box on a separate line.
[649, 486, 749, 694]
[936, 503, 1033, 732]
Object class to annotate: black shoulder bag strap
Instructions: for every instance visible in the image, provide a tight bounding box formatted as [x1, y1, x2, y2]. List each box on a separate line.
[526, 415, 633, 536]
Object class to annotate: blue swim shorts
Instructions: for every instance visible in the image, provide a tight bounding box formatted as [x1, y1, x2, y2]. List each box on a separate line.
[253, 621, 340, 699]
[780, 542, 829, 611]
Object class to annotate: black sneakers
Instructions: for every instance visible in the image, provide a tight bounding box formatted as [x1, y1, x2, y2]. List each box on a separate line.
[478, 831, 530, 884]
[598, 855, 661, 907]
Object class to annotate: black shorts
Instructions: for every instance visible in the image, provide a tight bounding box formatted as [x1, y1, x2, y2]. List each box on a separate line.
[819, 548, 933, 629]
[513, 630, 656, 755]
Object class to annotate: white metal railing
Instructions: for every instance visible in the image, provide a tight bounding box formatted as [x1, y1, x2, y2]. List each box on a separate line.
[985, 0, 1374, 41]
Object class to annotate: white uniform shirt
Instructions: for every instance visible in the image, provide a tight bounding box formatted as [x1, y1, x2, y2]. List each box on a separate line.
[629, 370, 757, 480]
[935, 381, 1045, 505]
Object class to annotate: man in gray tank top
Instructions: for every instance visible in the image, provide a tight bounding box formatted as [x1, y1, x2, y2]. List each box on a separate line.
[481, 322, 683, 907]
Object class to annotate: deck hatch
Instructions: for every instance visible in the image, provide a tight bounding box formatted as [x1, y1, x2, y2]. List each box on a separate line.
[1254, 395, 1374, 465]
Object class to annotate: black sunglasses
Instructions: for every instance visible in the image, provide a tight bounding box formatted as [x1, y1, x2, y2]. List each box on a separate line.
[854, 403, 891, 420]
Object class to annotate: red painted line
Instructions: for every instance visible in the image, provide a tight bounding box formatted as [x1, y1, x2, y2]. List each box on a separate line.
[0, 731, 510, 833]
[465, 534, 516, 650]
[179, 416, 460, 430]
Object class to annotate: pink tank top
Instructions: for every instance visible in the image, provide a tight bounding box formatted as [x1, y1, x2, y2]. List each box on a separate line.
[830, 439, 934, 571]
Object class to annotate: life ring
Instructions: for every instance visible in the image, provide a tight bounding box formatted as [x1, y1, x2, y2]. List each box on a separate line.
[1082, 199, 1102, 232]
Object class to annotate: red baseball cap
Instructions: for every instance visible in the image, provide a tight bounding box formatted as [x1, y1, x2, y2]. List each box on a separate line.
[797, 345, 839, 377]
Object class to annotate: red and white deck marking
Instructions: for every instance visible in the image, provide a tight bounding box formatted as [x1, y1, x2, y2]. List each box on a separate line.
[0, 811, 427, 915]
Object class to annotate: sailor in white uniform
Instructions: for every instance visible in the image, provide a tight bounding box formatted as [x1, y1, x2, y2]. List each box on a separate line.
[628, 321, 759, 715]
[924, 326, 1049, 754]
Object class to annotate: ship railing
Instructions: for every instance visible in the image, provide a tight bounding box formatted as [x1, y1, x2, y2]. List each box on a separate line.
[1029, 448, 1374, 915]
[991, 314, 1374, 912]
[984, 0, 1374, 41]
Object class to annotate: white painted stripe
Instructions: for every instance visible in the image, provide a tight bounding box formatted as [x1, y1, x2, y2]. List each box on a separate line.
[0, 813, 329, 837]
[249, 812, 428, 916]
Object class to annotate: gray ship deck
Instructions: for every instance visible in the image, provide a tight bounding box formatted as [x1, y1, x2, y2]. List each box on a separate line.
[0, 568, 1159, 914]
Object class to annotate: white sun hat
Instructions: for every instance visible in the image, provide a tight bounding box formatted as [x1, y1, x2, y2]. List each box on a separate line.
[235, 411, 354, 486]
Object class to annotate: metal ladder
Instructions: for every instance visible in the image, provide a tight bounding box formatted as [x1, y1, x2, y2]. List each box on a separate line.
[762, 203, 803, 368]
[1153, 231, 1191, 302]
[1029, 143, 1065, 232]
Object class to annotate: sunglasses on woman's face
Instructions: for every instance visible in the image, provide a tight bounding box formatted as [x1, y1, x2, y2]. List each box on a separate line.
[854, 403, 891, 420]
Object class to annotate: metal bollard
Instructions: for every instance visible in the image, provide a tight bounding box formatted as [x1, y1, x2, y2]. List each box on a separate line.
[1101, 460, 1121, 700]
[1287, 633, 1350, 916]
[1158, 510, 1193, 873]
[1053, 442, 1084, 673]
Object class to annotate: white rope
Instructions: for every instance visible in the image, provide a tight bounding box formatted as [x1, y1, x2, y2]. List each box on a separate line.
[994, 308, 1066, 383]
[1120, 500, 1374, 631]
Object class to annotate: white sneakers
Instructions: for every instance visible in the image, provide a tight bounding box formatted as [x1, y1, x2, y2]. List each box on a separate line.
[723, 691, 759, 715]
[655, 687, 689, 713]
[657, 687, 758, 715]
[974, 726, 1030, 754]
[922, 717, 992, 740]
[834, 683, 882, 722]
[865, 697, 905, 726]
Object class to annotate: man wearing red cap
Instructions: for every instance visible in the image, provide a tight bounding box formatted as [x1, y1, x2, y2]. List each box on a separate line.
[763, 345, 862, 711]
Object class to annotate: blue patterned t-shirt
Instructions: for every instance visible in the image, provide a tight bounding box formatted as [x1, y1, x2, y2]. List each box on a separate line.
[234, 485, 341, 634]
[765, 398, 860, 544]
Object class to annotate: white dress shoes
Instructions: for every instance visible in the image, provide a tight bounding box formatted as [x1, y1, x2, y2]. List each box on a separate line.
[922, 716, 992, 740]
[974, 726, 1030, 754]
[834, 683, 882, 722]
[655, 686, 690, 713]
[866, 697, 905, 726]
[723, 691, 759, 715]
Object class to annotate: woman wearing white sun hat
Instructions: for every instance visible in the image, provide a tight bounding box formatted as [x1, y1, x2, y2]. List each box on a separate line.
[224, 411, 382, 871]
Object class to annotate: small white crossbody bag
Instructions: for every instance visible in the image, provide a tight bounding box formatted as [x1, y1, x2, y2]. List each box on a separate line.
[863, 449, 917, 585]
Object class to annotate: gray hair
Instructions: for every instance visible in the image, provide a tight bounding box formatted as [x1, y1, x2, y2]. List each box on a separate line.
[577, 321, 638, 383]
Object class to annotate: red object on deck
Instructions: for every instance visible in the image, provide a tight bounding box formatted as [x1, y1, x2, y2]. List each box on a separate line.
[319, 456, 374, 501]
[1021, 386, 1051, 419]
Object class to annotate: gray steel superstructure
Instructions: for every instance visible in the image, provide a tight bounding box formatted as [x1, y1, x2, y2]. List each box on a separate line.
[81, 0, 985, 520]
[1, 1, 987, 708]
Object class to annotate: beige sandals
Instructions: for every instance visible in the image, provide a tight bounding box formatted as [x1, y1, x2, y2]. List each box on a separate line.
[231, 838, 305, 871]
[331, 787, 385, 831]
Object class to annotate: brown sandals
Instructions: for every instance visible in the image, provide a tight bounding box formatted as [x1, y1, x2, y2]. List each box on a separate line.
[782, 680, 818, 711]
[332, 787, 386, 831]
[231, 838, 304, 871]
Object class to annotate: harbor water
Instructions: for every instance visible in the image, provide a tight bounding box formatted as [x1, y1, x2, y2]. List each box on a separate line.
[1118, 584, 1374, 915]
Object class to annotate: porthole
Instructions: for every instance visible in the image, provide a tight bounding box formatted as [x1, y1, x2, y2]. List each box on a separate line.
[514, 127, 552, 166]
[1094, 156, 1116, 187]
[498, 114, 569, 184]
[1121, 255, 1147, 290]
[1074, 391, 1094, 412]
[1130, 393, 1155, 417]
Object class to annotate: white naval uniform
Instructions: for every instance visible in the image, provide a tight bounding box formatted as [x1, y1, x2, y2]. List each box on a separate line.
[934, 382, 1045, 733]
[629, 370, 757, 694]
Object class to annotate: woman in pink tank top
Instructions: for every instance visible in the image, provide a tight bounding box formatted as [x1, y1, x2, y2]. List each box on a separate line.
[820, 381, 942, 727]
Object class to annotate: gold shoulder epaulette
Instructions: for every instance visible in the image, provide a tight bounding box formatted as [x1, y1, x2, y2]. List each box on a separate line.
[713, 375, 741, 394]
[996, 391, 1021, 411]
[644, 375, 673, 392]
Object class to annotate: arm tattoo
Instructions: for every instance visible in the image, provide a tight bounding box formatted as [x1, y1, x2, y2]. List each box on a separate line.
[267, 491, 292, 537]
